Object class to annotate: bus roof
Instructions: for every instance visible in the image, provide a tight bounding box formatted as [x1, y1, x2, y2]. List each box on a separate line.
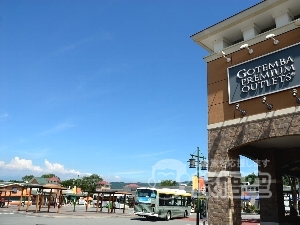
[136, 187, 190, 196]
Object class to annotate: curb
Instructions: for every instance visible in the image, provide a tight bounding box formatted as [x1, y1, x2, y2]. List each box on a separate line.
[15, 209, 136, 219]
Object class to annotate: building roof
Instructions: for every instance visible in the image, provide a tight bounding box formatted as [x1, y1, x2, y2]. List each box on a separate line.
[42, 184, 67, 190]
[91, 190, 132, 195]
[190, 1, 264, 38]
[97, 180, 110, 185]
[125, 183, 140, 188]
[0, 182, 25, 187]
[29, 177, 48, 185]
[191, 0, 300, 57]
[47, 176, 61, 182]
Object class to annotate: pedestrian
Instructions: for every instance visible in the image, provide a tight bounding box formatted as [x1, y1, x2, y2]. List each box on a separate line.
[0, 197, 5, 207]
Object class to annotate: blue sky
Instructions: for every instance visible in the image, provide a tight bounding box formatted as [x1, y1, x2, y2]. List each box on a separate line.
[0, 0, 260, 183]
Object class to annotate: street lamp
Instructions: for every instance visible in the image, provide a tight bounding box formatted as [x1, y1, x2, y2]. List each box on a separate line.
[188, 147, 208, 225]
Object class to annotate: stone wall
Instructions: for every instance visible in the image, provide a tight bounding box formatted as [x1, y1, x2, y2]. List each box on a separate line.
[207, 112, 300, 225]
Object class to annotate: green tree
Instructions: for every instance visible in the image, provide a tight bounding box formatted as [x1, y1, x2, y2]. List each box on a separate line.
[80, 174, 103, 192]
[8, 180, 22, 183]
[60, 179, 75, 189]
[283, 175, 291, 185]
[283, 174, 298, 213]
[160, 180, 177, 186]
[41, 174, 57, 178]
[61, 174, 103, 192]
[245, 173, 258, 185]
[22, 175, 34, 182]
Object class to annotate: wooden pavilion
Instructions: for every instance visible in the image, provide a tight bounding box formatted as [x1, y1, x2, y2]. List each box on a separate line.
[0, 189, 14, 208]
[19, 183, 67, 213]
[86, 190, 133, 214]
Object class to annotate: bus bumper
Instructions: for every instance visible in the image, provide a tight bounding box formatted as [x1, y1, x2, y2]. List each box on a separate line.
[134, 212, 158, 217]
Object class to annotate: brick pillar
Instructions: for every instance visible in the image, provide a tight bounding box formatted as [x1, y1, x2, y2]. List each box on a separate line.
[258, 149, 285, 225]
[207, 150, 241, 225]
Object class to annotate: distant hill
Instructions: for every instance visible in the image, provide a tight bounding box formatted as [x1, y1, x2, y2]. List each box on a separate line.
[110, 181, 191, 189]
[110, 182, 154, 189]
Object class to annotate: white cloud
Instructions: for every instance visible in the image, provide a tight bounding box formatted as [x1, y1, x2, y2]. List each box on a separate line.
[0, 157, 90, 179]
[0, 161, 5, 167]
[44, 160, 66, 172]
[44, 159, 81, 175]
[0, 157, 43, 172]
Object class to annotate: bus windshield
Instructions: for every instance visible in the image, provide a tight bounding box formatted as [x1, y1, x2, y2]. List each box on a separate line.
[136, 189, 157, 198]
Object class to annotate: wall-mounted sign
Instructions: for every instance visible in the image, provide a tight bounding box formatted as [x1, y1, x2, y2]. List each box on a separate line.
[227, 43, 300, 104]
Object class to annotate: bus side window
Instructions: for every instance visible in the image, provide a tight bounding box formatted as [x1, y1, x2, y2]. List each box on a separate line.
[177, 196, 182, 206]
[167, 195, 173, 206]
[183, 196, 186, 206]
[159, 194, 167, 206]
[159, 197, 164, 206]
[173, 197, 177, 206]
[187, 197, 191, 206]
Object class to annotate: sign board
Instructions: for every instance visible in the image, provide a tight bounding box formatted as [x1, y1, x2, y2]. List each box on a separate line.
[227, 43, 300, 104]
[192, 176, 205, 193]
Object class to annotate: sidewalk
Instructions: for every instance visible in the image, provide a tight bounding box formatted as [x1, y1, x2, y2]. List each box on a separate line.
[1, 205, 260, 224]
[1, 204, 136, 218]
[184, 213, 259, 225]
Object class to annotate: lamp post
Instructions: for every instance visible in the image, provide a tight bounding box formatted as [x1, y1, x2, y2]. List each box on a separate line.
[72, 175, 80, 212]
[188, 147, 208, 225]
[76, 175, 79, 194]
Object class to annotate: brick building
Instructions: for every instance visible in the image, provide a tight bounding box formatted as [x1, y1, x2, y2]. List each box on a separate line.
[191, 0, 300, 224]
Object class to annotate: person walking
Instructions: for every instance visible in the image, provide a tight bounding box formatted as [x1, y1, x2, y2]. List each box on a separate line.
[0, 197, 5, 207]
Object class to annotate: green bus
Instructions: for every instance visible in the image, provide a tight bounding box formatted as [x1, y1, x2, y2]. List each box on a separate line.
[134, 187, 191, 220]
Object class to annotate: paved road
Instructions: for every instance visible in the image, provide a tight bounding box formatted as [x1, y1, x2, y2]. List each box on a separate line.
[0, 205, 259, 225]
[1, 210, 202, 225]
[0, 205, 205, 225]
[0, 214, 201, 225]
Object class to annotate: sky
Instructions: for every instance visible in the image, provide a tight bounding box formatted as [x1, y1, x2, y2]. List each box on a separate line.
[0, 0, 261, 183]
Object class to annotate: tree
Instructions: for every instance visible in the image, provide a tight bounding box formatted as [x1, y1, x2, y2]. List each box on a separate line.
[283, 174, 298, 214]
[245, 173, 258, 185]
[283, 175, 291, 186]
[81, 174, 103, 192]
[160, 180, 177, 186]
[60, 174, 103, 192]
[22, 175, 34, 182]
[8, 180, 22, 183]
[60, 179, 75, 189]
[41, 174, 57, 178]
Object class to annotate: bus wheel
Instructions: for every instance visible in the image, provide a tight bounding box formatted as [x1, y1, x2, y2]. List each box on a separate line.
[165, 211, 171, 221]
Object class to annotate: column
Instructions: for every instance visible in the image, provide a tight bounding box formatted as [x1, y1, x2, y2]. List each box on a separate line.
[259, 149, 285, 225]
[207, 150, 241, 225]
